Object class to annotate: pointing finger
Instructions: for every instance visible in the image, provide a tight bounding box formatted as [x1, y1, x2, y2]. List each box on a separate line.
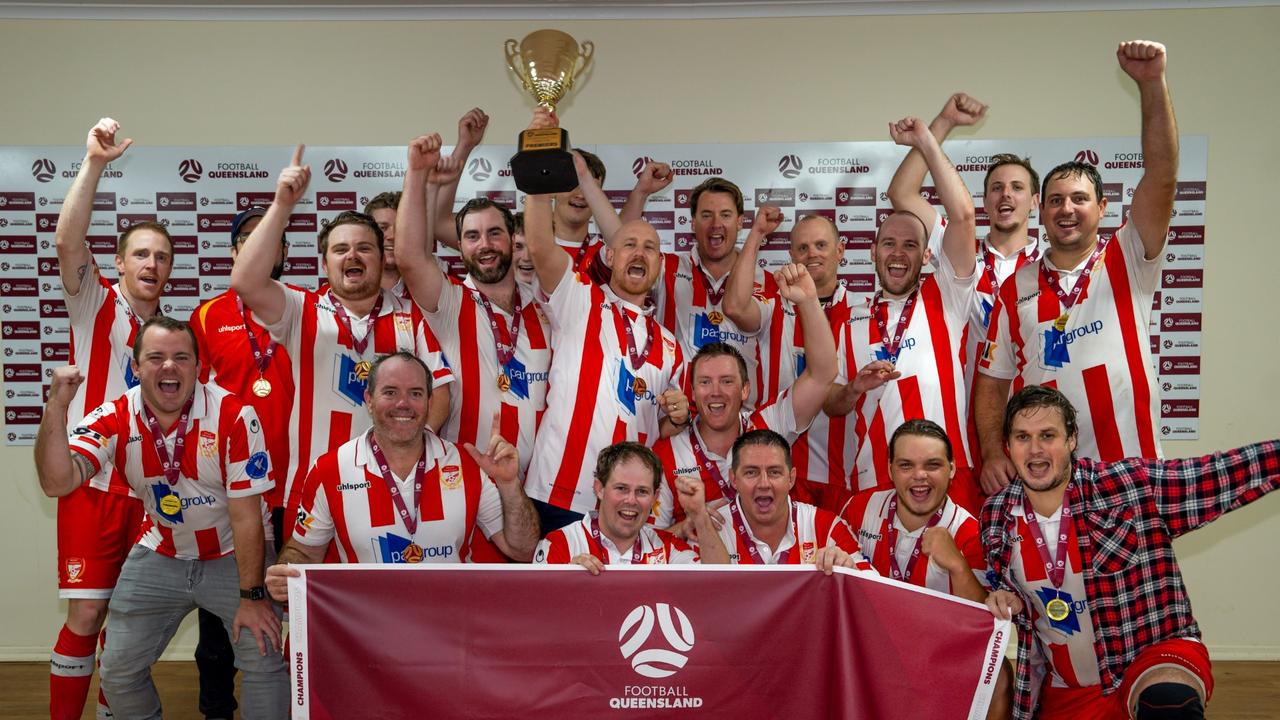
[291, 143, 305, 167]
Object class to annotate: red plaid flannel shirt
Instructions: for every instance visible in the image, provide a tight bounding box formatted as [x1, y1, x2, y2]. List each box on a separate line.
[980, 440, 1280, 720]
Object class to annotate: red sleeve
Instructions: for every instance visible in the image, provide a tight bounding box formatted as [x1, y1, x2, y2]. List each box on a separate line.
[955, 517, 985, 571]
[839, 487, 876, 532]
[541, 530, 573, 564]
[190, 298, 215, 383]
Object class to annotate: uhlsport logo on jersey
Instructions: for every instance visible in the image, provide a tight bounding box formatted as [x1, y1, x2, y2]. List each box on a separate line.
[1073, 149, 1100, 166]
[631, 156, 657, 178]
[324, 158, 349, 182]
[32, 158, 56, 183]
[618, 603, 694, 679]
[468, 158, 493, 182]
[178, 159, 204, 183]
[778, 154, 803, 180]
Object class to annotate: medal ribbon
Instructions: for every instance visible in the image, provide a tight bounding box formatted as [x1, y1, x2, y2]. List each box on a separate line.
[686, 416, 752, 503]
[573, 238, 595, 270]
[884, 495, 944, 583]
[141, 394, 196, 487]
[872, 287, 920, 363]
[589, 517, 644, 565]
[327, 289, 385, 357]
[612, 302, 657, 373]
[468, 286, 524, 367]
[1021, 484, 1075, 589]
[731, 498, 799, 565]
[693, 258, 727, 307]
[981, 242, 1040, 294]
[235, 295, 278, 374]
[1039, 236, 1110, 319]
[368, 430, 428, 535]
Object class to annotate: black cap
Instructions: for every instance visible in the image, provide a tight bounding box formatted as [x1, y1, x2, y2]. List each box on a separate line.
[229, 206, 268, 244]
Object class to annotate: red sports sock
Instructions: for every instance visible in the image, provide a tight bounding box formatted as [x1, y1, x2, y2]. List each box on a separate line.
[50, 625, 97, 720]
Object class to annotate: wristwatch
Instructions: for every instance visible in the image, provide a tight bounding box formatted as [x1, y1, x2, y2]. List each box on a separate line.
[240, 586, 267, 601]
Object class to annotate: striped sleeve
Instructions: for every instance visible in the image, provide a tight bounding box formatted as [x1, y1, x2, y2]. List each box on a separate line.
[292, 456, 336, 547]
[66, 399, 122, 476]
[223, 403, 272, 498]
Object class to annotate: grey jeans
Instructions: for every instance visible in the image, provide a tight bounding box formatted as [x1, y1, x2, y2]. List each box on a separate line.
[99, 545, 288, 719]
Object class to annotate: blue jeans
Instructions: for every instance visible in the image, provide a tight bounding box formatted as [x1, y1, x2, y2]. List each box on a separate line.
[99, 546, 287, 719]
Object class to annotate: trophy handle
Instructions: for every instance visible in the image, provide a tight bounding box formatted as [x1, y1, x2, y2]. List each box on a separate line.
[504, 39, 526, 85]
[574, 40, 595, 82]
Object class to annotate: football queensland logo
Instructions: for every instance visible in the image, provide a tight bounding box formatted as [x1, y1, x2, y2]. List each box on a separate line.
[468, 158, 493, 181]
[619, 603, 694, 679]
[778, 154, 803, 179]
[31, 158, 56, 183]
[324, 158, 349, 182]
[178, 159, 204, 183]
[631, 156, 657, 178]
[1074, 149, 1100, 166]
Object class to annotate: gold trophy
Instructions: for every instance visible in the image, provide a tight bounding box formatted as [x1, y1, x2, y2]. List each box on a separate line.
[504, 29, 594, 194]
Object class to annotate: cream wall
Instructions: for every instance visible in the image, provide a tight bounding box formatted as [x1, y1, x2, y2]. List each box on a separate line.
[1, 7, 1277, 661]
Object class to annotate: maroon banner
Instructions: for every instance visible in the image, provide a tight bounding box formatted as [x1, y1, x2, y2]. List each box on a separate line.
[288, 566, 1008, 719]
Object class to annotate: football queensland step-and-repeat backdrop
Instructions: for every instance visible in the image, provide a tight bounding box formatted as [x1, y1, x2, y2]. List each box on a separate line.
[0, 137, 1206, 445]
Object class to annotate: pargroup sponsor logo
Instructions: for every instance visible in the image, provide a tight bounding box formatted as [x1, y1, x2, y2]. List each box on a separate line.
[753, 188, 795, 207]
[669, 158, 723, 177]
[316, 192, 356, 211]
[323, 158, 348, 182]
[632, 156, 657, 177]
[1074, 149, 1101, 166]
[468, 157, 493, 181]
[778, 154, 802, 179]
[157, 192, 197, 211]
[178, 158, 204, 183]
[354, 160, 406, 179]
[0, 192, 36, 211]
[31, 158, 56, 183]
[835, 186, 876, 207]
[1105, 151, 1143, 170]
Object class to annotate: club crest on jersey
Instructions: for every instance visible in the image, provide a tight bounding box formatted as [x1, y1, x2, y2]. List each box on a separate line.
[374, 533, 453, 564]
[198, 430, 217, 459]
[645, 548, 668, 564]
[334, 354, 371, 407]
[393, 311, 412, 335]
[693, 313, 723, 348]
[246, 452, 269, 480]
[441, 464, 462, 490]
[64, 557, 86, 583]
[1035, 587, 1083, 635]
[152, 484, 184, 523]
[123, 355, 140, 389]
[801, 541, 817, 564]
[500, 356, 531, 400]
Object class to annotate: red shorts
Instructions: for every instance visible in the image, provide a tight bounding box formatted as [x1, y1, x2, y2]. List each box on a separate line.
[57, 487, 144, 599]
[1037, 638, 1213, 719]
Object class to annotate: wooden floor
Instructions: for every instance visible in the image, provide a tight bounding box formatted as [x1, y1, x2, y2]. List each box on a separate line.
[3, 660, 1278, 718]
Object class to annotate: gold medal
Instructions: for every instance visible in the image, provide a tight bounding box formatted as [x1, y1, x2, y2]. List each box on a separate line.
[633, 377, 647, 397]
[1045, 597, 1071, 622]
[402, 543, 424, 564]
[159, 494, 182, 516]
[354, 359, 372, 381]
[496, 373, 511, 393]
[1053, 314, 1069, 333]
[707, 310, 724, 326]
[251, 377, 272, 397]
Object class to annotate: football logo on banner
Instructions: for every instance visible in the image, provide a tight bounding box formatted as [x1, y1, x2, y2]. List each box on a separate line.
[31, 158, 55, 183]
[468, 158, 492, 181]
[778, 154, 803, 179]
[178, 158, 203, 183]
[324, 158, 349, 182]
[618, 603, 695, 679]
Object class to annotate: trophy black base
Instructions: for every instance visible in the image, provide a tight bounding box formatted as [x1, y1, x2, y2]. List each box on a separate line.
[509, 127, 578, 194]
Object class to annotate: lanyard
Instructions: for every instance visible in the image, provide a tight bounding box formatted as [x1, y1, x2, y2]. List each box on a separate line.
[693, 258, 727, 307]
[468, 285, 525, 367]
[327, 290, 385, 357]
[884, 495, 944, 583]
[140, 394, 196, 486]
[368, 431, 429, 535]
[686, 417, 751, 502]
[589, 517, 644, 564]
[1039, 237, 1110, 326]
[235, 295, 278, 374]
[612, 302, 656, 373]
[731, 499, 799, 565]
[1021, 485, 1075, 588]
[872, 287, 920, 363]
[981, 242, 1040, 293]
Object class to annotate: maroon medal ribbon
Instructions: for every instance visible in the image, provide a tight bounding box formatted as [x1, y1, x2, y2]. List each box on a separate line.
[367, 431, 429, 535]
[141, 394, 196, 486]
[589, 516, 644, 565]
[981, 242, 1040, 294]
[884, 495, 945, 583]
[612, 302, 656, 373]
[686, 417, 752, 503]
[327, 289, 385, 357]
[731, 499, 799, 565]
[235, 295, 278, 374]
[1021, 484, 1075, 588]
[693, 258, 727, 307]
[872, 287, 920, 364]
[468, 285, 524, 367]
[1039, 236, 1110, 317]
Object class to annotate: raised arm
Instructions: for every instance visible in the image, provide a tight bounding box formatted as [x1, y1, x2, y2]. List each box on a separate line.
[33, 366, 94, 497]
[524, 189, 570, 294]
[573, 151, 622, 242]
[395, 133, 447, 313]
[620, 161, 674, 224]
[1118, 40, 1178, 259]
[57, 118, 133, 296]
[431, 108, 490, 251]
[230, 145, 308, 326]
[777, 264, 837, 428]
[1147, 440, 1280, 538]
[889, 116, 976, 277]
[885, 93, 986, 238]
[722, 205, 782, 335]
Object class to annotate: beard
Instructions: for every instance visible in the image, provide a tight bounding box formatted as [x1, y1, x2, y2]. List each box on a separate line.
[464, 249, 513, 284]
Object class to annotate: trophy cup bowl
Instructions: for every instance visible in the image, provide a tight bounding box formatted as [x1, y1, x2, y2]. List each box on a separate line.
[504, 30, 594, 194]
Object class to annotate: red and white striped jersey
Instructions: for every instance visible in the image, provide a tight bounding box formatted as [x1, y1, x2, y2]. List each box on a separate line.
[524, 276, 686, 514]
[190, 288, 295, 511]
[263, 286, 455, 515]
[532, 515, 699, 565]
[425, 277, 551, 482]
[63, 276, 145, 494]
[650, 390, 803, 528]
[292, 430, 502, 564]
[69, 384, 273, 561]
[841, 249, 977, 492]
[654, 252, 779, 409]
[839, 488, 984, 595]
[980, 222, 1163, 461]
[1007, 503, 1101, 689]
[556, 234, 610, 286]
[709, 498, 871, 568]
